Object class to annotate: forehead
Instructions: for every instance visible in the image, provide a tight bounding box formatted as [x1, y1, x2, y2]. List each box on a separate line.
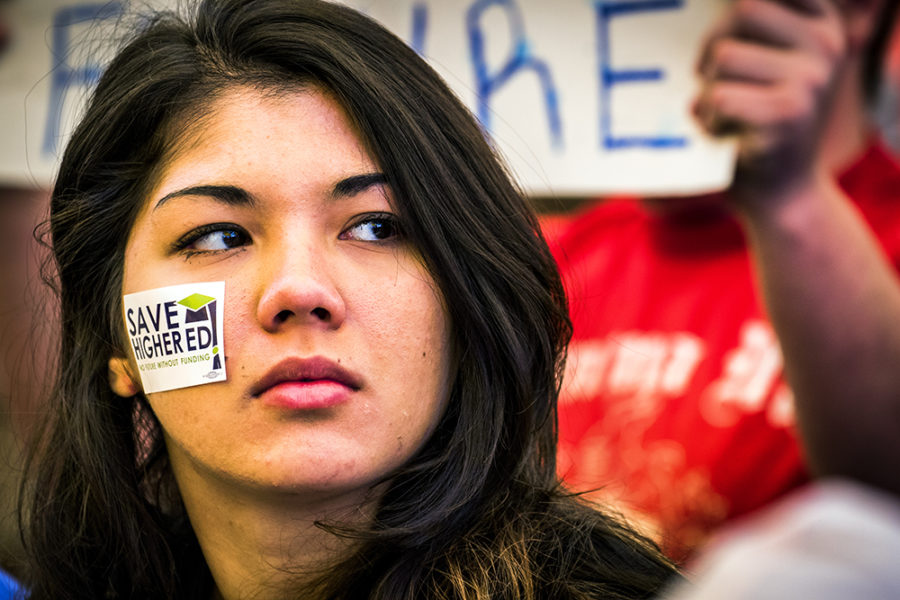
[148, 84, 375, 198]
[166, 84, 358, 154]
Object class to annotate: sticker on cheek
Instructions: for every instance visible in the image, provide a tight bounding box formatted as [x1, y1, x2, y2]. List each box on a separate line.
[123, 282, 226, 393]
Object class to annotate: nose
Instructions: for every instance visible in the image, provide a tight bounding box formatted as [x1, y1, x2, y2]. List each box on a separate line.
[256, 241, 346, 332]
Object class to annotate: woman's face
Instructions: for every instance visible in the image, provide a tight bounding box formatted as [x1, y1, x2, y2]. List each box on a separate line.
[114, 86, 452, 506]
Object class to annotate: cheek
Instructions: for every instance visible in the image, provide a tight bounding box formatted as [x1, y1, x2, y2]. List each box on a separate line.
[144, 387, 207, 449]
[362, 267, 449, 365]
[365, 271, 452, 419]
[219, 286, 257, 354]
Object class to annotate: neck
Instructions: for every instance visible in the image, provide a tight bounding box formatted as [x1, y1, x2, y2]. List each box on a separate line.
[171, 455, 378, 600]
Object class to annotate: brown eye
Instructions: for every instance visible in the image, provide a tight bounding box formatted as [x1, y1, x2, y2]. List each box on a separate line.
[174, 223, 252, 254]
[192, 229, 249, 250]
[340, 214, 402, 242]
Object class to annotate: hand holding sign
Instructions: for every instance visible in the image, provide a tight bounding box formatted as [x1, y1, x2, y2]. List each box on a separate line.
[693, 0, 846, 207]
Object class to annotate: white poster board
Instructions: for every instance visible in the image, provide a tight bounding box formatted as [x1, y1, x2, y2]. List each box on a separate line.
[0, 0, 734, 196]
[0, 0, 124, 188]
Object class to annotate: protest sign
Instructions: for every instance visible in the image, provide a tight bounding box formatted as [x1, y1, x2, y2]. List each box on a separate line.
[0, 0, 733, 195]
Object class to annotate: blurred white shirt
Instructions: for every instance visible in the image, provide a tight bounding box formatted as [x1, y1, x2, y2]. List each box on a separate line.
[663, 480, 900, 600]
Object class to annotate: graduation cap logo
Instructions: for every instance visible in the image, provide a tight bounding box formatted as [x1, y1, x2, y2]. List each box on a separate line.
[178, 292, 222, 371]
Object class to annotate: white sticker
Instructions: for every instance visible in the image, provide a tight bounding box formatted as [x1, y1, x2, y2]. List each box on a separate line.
[123, 282, 226, 394]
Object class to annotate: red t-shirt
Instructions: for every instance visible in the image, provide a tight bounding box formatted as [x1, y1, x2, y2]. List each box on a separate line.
[545, 142, 900, 563]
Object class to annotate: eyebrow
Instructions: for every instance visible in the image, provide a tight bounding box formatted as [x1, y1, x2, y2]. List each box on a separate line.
[332, 172, 388, 198]
[153, 172, 388, 211]
[153, 185, 254, 211]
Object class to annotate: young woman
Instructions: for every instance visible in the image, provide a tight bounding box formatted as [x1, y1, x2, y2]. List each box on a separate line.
[21, 1, 678, 598]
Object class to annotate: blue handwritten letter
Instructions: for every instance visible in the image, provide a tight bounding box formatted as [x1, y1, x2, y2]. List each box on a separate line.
[410, 3, 428, 55]
[467, 0, 562, 148]
[42, 2, 124, 156]
[596, 0, 686, 150]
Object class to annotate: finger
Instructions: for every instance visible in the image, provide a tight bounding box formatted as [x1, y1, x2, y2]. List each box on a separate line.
[705, 40, 832, 94]
[729, 0, 844, 56]
[696, 81, 814, 133]
[696, 11, 735, 76]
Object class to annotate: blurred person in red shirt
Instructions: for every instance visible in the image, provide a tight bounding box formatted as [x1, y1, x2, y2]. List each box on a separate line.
[549, 0, 900, 563]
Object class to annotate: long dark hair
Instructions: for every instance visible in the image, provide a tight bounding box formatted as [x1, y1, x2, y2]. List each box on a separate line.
[22, 1, 677, 598]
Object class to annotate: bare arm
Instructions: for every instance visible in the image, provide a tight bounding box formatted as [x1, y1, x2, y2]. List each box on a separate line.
[742, 172, 900, 494]
[696, 0, 900, 494]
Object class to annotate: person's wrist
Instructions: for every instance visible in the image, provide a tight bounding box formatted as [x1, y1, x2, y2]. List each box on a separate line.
[732, 166, 837, 233]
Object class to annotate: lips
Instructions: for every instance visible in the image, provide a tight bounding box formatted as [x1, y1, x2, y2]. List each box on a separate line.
[250, 356, 363, 410]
